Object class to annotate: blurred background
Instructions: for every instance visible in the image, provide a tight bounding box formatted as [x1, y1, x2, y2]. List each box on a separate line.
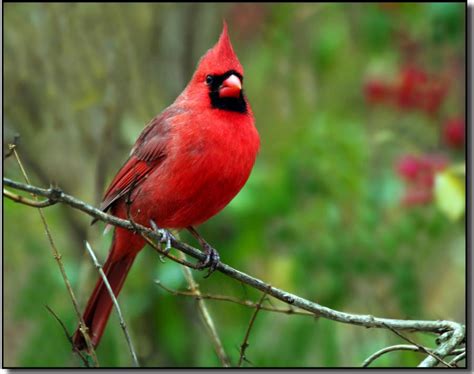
[3, 3, 466, 368]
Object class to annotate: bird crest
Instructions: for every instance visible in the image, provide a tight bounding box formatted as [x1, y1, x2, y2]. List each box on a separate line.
[193, 22, 244, 79]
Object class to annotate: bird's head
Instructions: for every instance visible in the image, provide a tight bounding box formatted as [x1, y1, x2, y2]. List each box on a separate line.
[184, 22, 247, 114]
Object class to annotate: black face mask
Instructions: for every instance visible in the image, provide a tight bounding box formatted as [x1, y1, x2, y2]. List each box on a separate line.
[206, 70, 247, 114]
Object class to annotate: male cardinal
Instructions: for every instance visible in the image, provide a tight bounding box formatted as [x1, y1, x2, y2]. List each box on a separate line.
[73, 23, 259, 350]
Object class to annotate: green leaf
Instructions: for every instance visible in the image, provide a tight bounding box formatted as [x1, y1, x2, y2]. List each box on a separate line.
[434, 170, 465, 221]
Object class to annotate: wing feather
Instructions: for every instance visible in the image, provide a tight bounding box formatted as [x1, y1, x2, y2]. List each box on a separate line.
[98, 107, 181, 213]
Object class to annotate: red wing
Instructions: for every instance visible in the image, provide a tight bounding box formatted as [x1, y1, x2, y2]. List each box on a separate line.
[100, 156, 162, 212]
[99, 107, 180, 212]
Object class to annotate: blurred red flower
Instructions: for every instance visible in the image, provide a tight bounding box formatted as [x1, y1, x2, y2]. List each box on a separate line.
[419, 79, 449, 115]
[396, 66, 428, 110]
[443, 118, 465, 149]
[396, 153, 449, 206]
[364, 79, 394, 104]
[365, 65, 449, 115]
[396, 154, 422, 181]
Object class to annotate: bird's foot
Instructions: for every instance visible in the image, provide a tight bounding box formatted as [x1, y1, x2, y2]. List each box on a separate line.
[150, 220, 174, 254]
[186, 226, 221, 277]
[195, 242, 220, 278]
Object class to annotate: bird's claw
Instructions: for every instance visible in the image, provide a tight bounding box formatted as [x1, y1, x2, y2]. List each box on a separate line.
[149, 220, 174, 254]
[196, 243, 220, 278]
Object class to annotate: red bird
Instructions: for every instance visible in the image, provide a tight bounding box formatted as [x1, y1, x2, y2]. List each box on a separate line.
[73, 23, 260, 350]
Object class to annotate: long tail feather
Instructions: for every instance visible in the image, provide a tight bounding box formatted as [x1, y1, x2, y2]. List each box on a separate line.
[73, 229, 143, 350]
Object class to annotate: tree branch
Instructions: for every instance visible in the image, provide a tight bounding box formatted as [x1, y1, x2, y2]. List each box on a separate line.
[382, 322, 453, 367]
[449, 351, 466, 366]
[238, 290, 268, 367]
[5, 155, 99, 367]
[44, 305, 90, 367]
[9, 139, 90, 252]
[3, 188, 57, 208]
[3, 177, 466, 367]
[154, 280, 316, 317]
[362, 344, 465, 367]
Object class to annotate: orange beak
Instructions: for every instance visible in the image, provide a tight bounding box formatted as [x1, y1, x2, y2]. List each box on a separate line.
[219, 74, 242, 98]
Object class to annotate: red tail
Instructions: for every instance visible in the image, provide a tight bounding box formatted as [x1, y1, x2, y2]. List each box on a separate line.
[73, 228, 144, 350]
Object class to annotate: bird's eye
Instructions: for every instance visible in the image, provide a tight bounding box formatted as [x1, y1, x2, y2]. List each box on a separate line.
[205, 75, 213, 85]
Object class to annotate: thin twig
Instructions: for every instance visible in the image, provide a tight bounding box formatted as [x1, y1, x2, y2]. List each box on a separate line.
[3, 134, 20, 159]
[8, 151, 99, 366]
[363, 344, 422, 367]
[363, 344, 428, 367]
[44, 305, 90, 367]
[238, 290, 268, 367]
[382, 323, 452, 367]
[3, 189, 56, 208]
[3, 177, 466, 367]
[178, 251, 231, 367]
[155, 280, 315, 317]
[84, 241, 140, 367]
[449, 351, 466, 366]
[363, 344, 465, 367]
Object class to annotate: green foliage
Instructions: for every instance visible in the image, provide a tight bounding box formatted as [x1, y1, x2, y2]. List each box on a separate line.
[428, 3, 465, 43]
[3, 3, 465, 368]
